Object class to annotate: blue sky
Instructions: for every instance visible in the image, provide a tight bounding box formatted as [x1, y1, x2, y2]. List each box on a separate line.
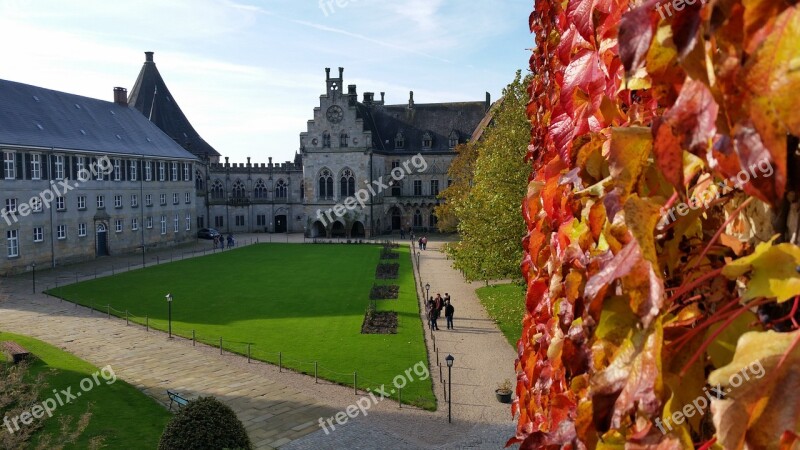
[0, 0, 532, 163]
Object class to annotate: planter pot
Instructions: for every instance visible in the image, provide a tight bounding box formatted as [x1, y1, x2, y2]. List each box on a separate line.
[495, 389, 513, 404]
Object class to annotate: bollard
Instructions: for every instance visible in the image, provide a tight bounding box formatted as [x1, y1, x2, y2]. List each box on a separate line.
[279, 352, 282, 372]
[75, 273, 78, 283]
[247, 344, 251, 363]
[354, 372, 358, 394]
[436, 348, 439, 365]
[439, 363, 443, 383]
[171, 253, 174, 262]
[146, 316, 149, 331]
[192, 330, 195, 346]
[94, 268, 97, 279]
[314, 362, 318, 384]
[126, 310, 129, 325]
[219, 337, 223, 355]
[107, 304, 110, 318]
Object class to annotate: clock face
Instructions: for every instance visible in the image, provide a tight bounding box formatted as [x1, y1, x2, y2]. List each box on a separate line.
[326, 105, 344, 124]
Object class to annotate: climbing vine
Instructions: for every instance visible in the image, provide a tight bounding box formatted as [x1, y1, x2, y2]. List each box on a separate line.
[514, 0, 800, 448]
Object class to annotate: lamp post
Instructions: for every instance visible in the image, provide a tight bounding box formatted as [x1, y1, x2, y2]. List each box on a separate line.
[446, 354, 454, 423]
[165, 293, 173, 338]
[417, 251, 421, 267]
[31, 262, 36, 294]
[425, 283, 430, 301]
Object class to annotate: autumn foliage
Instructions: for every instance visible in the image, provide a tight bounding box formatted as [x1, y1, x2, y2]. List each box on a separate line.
[514, 0, 800, 448]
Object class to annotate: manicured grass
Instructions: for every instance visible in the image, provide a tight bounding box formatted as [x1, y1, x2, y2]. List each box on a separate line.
[0, 331, 171, 449]
[476, 283, 526, 348]
[48, 244, 434, 409]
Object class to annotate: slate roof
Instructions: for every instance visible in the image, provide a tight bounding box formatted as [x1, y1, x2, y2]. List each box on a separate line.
[128, 52, 220, 158]
[358, 100, 489, 153]
[0, 79, 197, 160]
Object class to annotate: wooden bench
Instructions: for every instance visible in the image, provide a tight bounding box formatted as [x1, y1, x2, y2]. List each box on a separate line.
[1, 341, 31, 364]
[167, 390, 189, 411]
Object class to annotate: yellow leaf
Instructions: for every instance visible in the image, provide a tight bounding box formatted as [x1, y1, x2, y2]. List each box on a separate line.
[723, 237, 800, 302]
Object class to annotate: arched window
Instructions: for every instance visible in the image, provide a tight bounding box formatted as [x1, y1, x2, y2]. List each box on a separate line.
[300, 181, 305, 199]
[276, 179, 288, 198]
[210, 180, 224, 200]
[254, 179, 267, 199]
[422, 132, 432, 149]
[413, 209, 423, 227]
[395, 131, 405, 149]
[340, 169, 355, 197]
[322, 132, 331, 148]
[195, 170, 205, 191]
[340, 133, 348, 148]
[318, 169, 333, 199]
[232, 180, 246, 199]
[429, 211, 438, 227]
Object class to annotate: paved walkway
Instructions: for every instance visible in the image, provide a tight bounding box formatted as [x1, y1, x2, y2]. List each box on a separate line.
[0, 234, 518, 449]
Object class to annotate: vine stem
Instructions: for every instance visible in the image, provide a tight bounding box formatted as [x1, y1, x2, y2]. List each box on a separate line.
[670, 297, 743, 351]
[667, 267, 723, 304]
[686, 197, 754, 272]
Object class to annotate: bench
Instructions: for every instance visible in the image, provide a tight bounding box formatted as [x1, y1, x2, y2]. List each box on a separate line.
[1, 341, 31, 364]
[167, 390, 189, 411]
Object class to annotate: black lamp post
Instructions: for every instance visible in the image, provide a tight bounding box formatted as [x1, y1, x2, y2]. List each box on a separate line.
[446, 354, 454, 423]
[417, 251, 421, 267]
[425, 283, 430, 301]
[165, 293, 173, 338]
[31, 262, 36, 294]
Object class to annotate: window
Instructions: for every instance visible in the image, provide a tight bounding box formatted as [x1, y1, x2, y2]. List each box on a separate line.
[57, 225, 66, 240]
[76, 156, 86, 176]
[78, 223, 87, 237]
[395, 132, 404, 149]
[185, 192, 191, 204]
[145, 161, 152, 181]
[257, 215, 266, 226]
[145, 194, 152, 206]
[130, 160, 137, 181]
[430, 179, 439, 196]
[254, 180, 267, 199]
[75, 195, 85, 210]
[215, 216, 224, 227]
[160, 194, 166, 205]
[33, 227, 43, 242]
[185, 213, 191, 231]
[422, 132, 432, 148]
[429, 211, 438, 227]
[32, 198, 42, 212]
[322, 131, 331, 148]
[158, 162, 166, 181]
[171, 162, 178, 181]
[5, 198, 17, 213]
[114, 195, 122, 208]
[51, 155, 65, 180]
[318, 169, 333, 199]
[340, 132, 348, 147]
[197, 216, 205, 229]
[160, 216, 167, 234]
[96, 195, 105, 209]
[173, 214, 179, 233]
[146, 217, 153, 229]
[391, 181, 402, 197]
[95, 158, 104, 180]
[132, 218, 139, 231]
[339, 169, 355, 197]
[448, 131, 459, 148]
[413, 180, 422, 196]
[413, 209, 422, 227]
[56, 196, 65, 211]
[300, 182, 305, 200]
[131, 194, 138, 208]
[6, 230, 18, 257]
[211, 180, 224, 200]
[235, 215, 245, 226]
[183, 163, 190, 181]
[4, 152, 15, 179]
[232, 180, 246, 199]
[391, 160, 400, 169]
[195, 170, 204, 191]
[115, 219, 123, 233]
[30, 154, 41, 180]
[173, 193, 179, 205]
[113, 159, 121, 181]
[276, 179, 288, 199]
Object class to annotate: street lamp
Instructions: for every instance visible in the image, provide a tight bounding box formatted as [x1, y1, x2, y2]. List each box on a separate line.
[31, 262, 36, 294]
[425, 283, 430, 301]
[417, 251, 421, 267]
[446, 354, 454, 423]
[165, 293, 173, 338]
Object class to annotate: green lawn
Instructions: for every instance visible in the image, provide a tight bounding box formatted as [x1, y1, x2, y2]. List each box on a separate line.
[476, 283, 526, 348]
[48, 244, 434, 409]
[0, 331, 171, 449]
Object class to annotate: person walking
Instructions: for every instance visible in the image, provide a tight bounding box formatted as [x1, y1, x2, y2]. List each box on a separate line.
[444, 300, 455, 329]
[220, 235, 225, 249]
[422, 236, 428, 250]
[427, 297, 437, 331]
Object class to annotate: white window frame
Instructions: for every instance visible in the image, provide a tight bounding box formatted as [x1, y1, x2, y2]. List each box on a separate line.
[185, 192, 191, 204]
[183, 163, 190, 181]
[145, 161, 152, 181]
[113, 159, 121, 181]
[115, 219, 123, 233]
[130, 160, 137, 182]
[160, 216, 167, 235]
[160, 193, 166, 205]
[78, 223, 87, 237]
[33, 227, 43, 243]
[6, 230, 19, 257]
[56, 196, 65, 211]
[5, 198, 17, 213]
[185, 213, 191, 231]
[145, 194, 152, 206]
[4, 152, 16, 180]
[77, 196, 86, 210]
[159, 162, 165, 181]
[146, 217, 153, 229]
[30, 153, 41, 180]
[56, 225, 66, 240]
[132, 217, 139, 231]
[97, 195, 105, 209]
[131, 194, 138, 208]
[31, 198, 42, 213]
[114, 195, 122, 208]
[173, 193, 179, 205]
[174, 214, 179, 233]
[171, 162, 178, 181]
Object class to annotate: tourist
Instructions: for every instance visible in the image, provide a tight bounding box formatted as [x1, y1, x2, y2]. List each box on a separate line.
[444, 293, 450, 304]
[418, 237, 423, 250]
[220, 235, 225, 249]
[434, 294, 443, 316]
[422, 236, 428, 250]
[213, 235, 218, 249]
[444, 300, 455, 329]
[427, 297, 436, 330]
[227, 233, 235, 247]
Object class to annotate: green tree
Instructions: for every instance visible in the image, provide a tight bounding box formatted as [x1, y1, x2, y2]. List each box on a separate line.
[440, 71, 530, 281]
[158, 396, 251, 450]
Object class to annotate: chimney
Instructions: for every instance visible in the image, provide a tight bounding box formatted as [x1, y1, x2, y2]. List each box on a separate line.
[325, 68, 331, 80]
[380, 92, 385, 104]
[485, 92, 491, 110]
[338, 67, 344, 79]
[145, 51, 154, 62]
[348, 85, 357, 95]
[247, 157, 251, 167]
[408, 91, 414, 109]
[363, 92, 374, 104]
[113, 87, 128, 106]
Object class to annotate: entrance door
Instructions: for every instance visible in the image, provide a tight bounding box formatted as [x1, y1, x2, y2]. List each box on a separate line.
[274, 215, 287, 233]
[96, 223, 108, 256]
[390, 207, 402, 230]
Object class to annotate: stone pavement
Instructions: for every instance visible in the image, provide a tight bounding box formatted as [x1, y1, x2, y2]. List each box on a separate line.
[0, 234, 519, 449]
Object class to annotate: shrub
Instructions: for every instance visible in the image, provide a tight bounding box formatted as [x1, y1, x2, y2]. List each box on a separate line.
[158, 397, 251, 450]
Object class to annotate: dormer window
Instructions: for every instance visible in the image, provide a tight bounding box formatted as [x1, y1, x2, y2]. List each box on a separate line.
[448, 131, 459, 148]
[395, 132, 405, 149]
[422, 132, 432, 149]
[322, 131, 331, 148]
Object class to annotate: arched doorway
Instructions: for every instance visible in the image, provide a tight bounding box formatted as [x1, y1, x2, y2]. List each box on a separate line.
[311, 221, 327, 238]
[389, 207, 402, 231]
[274, 215, 287, 233]
[351, 221, 365, 238]
[96, 223, 108, 256]
[331, 221, 346, 238]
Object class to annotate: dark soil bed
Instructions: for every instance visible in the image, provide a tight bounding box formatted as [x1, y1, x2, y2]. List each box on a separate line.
[376, 263, 399, 279]
[380, 249, 399, 259]
[370, 284, 399, 299]
[361, 311, 398, 334]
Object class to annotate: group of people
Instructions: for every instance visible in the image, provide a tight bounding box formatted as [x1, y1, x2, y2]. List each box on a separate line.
[418, 236, 428, 250]
[213, 233, 235, 249]
[426, 292, 455, 331]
